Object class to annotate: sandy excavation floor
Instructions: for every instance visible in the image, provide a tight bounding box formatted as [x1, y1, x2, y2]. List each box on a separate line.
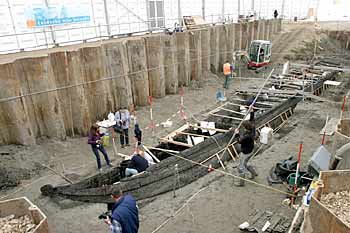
[0, 21, 350, 233]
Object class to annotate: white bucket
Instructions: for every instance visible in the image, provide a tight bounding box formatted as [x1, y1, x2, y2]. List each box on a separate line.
[260, 127, 273, 144]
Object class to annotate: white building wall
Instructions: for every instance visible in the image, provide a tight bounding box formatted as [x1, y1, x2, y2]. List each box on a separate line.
[164, 0, 178, 28]
[0, 0, 349, 53]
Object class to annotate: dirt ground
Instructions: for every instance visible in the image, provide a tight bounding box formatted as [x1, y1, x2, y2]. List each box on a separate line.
[1, 21, 350, 233]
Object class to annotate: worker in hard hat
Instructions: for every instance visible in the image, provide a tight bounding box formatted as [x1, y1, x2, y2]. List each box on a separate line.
[223, 60, 234, 89]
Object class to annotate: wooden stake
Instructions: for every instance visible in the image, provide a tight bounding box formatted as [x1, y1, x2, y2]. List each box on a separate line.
[40, 164, 73, 184]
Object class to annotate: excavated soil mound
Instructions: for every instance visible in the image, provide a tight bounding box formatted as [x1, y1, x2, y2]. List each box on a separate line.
[321, 190, 350, 227]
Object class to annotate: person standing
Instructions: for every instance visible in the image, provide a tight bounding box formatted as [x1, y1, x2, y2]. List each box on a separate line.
[115, 109, 131, 148]
[134, 123, 142, 146]
[234, 113, 258, 186]
[88, 124, 112, 172]
[223, 61, 232, 89]
[274, 10, 278, 19]
[104, 187, 139, 233]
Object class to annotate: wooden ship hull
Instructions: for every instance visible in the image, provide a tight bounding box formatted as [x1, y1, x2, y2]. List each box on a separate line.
[40, 68, 336, 204]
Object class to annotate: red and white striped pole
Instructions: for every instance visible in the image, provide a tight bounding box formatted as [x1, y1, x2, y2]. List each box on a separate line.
[321, 115, 328, 145]
[149, 95, 154, 135]
[341, 95, 347, 120]
[291, 143, 303, 206]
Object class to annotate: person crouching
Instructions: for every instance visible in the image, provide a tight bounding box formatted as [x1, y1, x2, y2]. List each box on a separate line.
[125, 150, 149, 177]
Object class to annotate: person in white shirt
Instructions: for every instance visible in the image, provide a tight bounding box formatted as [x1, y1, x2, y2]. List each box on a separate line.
[115, 109, 131, 148]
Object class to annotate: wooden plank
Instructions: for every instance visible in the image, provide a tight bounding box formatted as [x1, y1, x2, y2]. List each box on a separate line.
[159, 138, 193, 147]
[226, 146, 236, 161]
[163, 124, 189, 140]
[226, 102, 265, 110]
[189, 124, 229, 133]
[208, 102, 228, 114]
[218, 106, 246, 115]
[209, 112, 243, 121]
[200, 153, 217, 164]
[230, 143, 239, 159]
[176, 131, 211, 138]
[238, 88, 299, 96]
[216, 154, 226, 170]
[143, 145, 161, 163]
[144, 146, 180, 154]
[230, 98, 274, 106]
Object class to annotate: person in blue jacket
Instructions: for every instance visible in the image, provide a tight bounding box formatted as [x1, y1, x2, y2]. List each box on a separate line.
[104, 188, 139, 233]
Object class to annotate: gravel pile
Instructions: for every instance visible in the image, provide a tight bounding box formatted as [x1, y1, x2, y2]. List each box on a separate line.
[321, 190, 350, 227]
[0, 214, 36, 233]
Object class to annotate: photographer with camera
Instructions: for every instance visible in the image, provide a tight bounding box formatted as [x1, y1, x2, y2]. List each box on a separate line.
[88, 124, 112, 172]
[102, 187, 139, 233]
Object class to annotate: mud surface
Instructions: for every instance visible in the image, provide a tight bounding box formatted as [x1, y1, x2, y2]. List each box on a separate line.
[0, 22, 350, 233]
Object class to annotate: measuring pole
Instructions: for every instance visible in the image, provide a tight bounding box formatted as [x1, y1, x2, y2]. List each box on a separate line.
[321, 115, 328, 145]
[149, 95, 154, 135]
[341, 96, 347, 120]
[291, 143, 303, 205]
[220, 69, 275, 158]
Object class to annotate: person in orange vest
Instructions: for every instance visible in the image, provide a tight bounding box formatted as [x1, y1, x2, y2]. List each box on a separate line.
[223, 61, 233, 89]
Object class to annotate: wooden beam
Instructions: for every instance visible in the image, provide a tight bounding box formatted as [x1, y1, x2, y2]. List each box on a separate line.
[175, 131, 211, 138]
[230, 98, 274, 106]
[143, 145, 161, 163]
[208, 102, 229, 114]
[189, 124, 229, 133]
[163, 124, 189, 140]
[160, 138, 193, 147]
[40, 164, 73, 184]
[215, 153, 226, 170]
[143, 146, 180, 154]
[218, 106, 246, 115]
[226, 102, 265, 110]
[209, 112, 244, 121]
[226, 146, 236, 161]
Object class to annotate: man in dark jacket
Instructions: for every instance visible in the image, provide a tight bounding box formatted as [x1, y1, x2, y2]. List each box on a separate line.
[125, 152, 149, 177]
[234, 118, 258, 186]
[104, 188, 139, 233]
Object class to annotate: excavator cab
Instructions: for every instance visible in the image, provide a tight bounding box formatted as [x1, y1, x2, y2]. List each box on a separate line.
[248, 40, 271, 69]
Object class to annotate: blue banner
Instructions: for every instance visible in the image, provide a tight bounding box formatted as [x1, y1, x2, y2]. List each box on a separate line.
[25, 4, 91, 28]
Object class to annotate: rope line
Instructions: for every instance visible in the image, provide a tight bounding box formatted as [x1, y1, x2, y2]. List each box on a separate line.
[150, 147, 295, 197]
[150, 187, 208, 233]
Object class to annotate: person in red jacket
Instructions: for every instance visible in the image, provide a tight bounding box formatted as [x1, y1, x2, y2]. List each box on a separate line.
[88, 124, 112, 172]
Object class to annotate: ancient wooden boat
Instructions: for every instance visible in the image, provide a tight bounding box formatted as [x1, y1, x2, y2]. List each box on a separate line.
[40, 68, 335, 205]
